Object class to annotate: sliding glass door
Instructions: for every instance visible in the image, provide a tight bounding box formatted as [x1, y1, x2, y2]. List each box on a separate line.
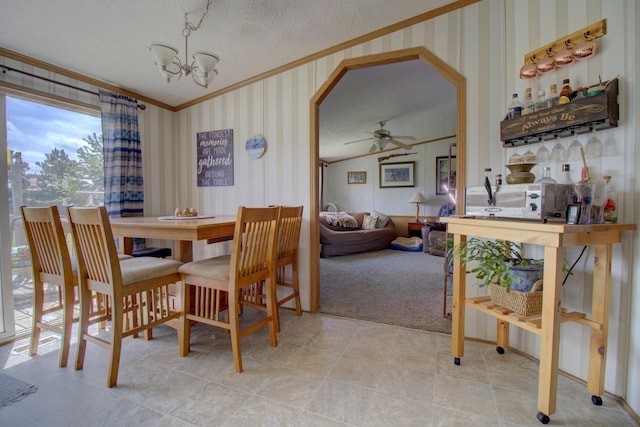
[0, 92, 102, 342]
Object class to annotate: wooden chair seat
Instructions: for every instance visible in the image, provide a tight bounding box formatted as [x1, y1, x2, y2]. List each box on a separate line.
[178, 206, 279, 373]
[67, 206, 184, 387]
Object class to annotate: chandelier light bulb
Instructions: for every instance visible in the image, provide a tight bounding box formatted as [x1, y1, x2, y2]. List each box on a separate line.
[147, 0, 219, 88]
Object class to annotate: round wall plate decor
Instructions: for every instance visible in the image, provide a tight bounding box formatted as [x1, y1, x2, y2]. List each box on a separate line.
[245, 134, 266, 159]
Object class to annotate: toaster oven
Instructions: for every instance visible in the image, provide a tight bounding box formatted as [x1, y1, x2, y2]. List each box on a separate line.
[465, 183, 576, 222]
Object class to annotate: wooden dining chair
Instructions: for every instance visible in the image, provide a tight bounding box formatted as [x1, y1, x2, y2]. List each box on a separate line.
[67, 206, 184, 387]
[20, 205, 77, 368]
[178, 206, 279, 373]
[240, 205, 303, 331]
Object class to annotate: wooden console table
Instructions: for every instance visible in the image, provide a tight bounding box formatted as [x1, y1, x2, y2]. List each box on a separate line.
[441, 217, 635, 424]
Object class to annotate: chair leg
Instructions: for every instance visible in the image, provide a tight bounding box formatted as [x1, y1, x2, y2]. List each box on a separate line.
[107, 308, 124, 388]
[290, 263, 302, 317]
[228, 292, 243, 373]
[29, 279, 44, 357]
[75, 289, 92, 371]
[264, 278, 278, 347]
[59, 284, 75, 368]
[179, 281, 191, 357]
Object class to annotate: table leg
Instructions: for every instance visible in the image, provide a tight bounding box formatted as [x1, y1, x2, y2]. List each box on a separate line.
[175, 240, 193, 263]
[120, 236, 133, 255]
[496, 319, 509, 354]
[537, 246, 563, 419]
[587, 243, 612, 403]
[452, 233, 466, 363]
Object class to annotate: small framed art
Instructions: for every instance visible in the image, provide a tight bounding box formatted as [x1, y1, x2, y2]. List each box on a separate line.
[379, 162, 415, 188]
[347, 171, 367, 184]
[436, 156, 456, 195]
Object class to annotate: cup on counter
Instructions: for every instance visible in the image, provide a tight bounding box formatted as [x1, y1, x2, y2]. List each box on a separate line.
[575, 183, 607, 224]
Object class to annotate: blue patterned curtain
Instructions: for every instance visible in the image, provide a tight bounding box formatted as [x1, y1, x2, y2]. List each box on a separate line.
[99, 89, 144, 250]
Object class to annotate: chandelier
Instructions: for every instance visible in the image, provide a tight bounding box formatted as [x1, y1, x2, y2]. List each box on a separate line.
[148, 0, 219, 88]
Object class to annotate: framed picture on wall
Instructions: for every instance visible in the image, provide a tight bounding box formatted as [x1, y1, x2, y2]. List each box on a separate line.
[379, 162, 415, 188]
[436, 155, 456, 195]
[347, 171, 367, 184]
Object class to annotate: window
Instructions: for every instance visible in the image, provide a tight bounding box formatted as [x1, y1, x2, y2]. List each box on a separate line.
[1, 94, 102, 340]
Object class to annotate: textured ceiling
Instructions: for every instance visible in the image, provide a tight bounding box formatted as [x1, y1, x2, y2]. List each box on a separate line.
[0, 0, 458, 160]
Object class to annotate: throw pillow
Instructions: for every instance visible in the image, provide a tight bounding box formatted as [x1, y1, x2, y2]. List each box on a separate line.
[371, 210, 390, 228]
[361, 215, 379, 230]
[320, 212, 358, 229]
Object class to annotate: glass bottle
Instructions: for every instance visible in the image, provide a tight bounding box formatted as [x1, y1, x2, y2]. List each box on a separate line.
[538, 167, 556, 184]
[507, 93, 522, 119]
[557, 163, 573, 185]
[536, 89, 547, 111]
[522, 87, 535, 115]
[547, 84, 559, 108]
[602, 175, 618, 223]
[559, 79, 573, 104]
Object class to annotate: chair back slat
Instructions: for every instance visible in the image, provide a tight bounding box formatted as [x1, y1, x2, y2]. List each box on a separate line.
[67, 207, 122, 293]
[276, 206, 303, 263]
[21, 206, 73, 281]
[20, 205, 77, 368]
[230, 206, 279, 285]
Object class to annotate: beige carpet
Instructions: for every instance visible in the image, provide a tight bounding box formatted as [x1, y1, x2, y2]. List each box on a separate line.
[320, 249, 452, 334]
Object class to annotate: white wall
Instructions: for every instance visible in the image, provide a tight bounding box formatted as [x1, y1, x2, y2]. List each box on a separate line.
[323, 138, 456, 217]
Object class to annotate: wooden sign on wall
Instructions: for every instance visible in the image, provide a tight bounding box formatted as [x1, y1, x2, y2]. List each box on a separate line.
[197, 129, 234, 187]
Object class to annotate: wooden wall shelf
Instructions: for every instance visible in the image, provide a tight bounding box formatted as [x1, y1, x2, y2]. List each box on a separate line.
[500, 78, 618, 147]
[522, 19, 607, 71]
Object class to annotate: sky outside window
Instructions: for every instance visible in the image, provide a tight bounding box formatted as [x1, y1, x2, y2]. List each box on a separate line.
[6, 96, 102, 173]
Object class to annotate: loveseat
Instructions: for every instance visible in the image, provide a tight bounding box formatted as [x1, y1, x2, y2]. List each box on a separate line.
[319, 211, 396, 257]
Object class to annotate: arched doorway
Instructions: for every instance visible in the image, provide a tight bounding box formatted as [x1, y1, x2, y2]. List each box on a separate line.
[309, 46, 466, 312]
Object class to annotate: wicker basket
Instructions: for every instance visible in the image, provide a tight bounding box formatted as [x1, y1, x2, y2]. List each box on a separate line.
[489, 284, 542, 316]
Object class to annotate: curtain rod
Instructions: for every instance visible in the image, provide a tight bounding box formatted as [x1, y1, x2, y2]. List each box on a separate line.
[1, 64, 146, 110]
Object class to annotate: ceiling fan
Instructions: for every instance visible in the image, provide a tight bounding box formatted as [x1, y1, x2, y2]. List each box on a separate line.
[344, 120, 416, 153]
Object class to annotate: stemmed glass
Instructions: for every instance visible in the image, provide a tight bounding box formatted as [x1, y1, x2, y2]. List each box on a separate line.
[567, 132, 583, 161]
[550, 136, 567, 163]
[585, 129, 603, 158]
[535, 138, 550, 163]
[522, 147, 536, 163]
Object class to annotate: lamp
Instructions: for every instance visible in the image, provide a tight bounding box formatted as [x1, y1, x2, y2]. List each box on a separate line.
[408, 192, 427, 223]
[148, 0, 219, 89]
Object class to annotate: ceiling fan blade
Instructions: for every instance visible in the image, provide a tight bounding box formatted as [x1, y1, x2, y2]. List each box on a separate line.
[391, 135, 417, 140]
[390, 139, 412, 150]
[368, 143, 378, 153]
[344, 137, 375, 145]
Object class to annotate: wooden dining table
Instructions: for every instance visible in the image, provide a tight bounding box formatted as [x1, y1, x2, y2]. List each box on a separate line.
[109, 215, 236, 262]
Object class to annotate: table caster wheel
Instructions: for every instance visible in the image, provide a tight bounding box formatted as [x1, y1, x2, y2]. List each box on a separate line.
[591, 395, 602, 406]
[536, 411, 550, 424]
[496, 346, 505, 354]
[454, 357, 460, 365]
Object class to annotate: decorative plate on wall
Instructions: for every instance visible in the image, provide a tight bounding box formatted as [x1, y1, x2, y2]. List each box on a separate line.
[245, 134, 266, 159]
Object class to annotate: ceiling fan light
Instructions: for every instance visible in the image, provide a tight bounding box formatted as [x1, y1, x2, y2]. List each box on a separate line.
[376, 139, 389, 150]
[148, 43, 178, 68]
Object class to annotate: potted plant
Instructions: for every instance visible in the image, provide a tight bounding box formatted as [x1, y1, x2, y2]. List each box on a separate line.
[453, 238, 544, 293]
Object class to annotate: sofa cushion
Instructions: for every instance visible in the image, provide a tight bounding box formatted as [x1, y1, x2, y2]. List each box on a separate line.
[371, 210, 390, 228]
[361, 214, 378, 230]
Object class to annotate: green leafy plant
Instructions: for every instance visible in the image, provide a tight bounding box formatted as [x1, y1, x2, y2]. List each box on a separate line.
[453, 238, 544, 292]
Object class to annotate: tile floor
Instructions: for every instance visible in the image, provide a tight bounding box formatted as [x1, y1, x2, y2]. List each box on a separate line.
[0, 309, 637, 427]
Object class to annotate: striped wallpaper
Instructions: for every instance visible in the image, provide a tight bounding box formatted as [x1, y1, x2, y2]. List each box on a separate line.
[2, 0, 638, 406]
